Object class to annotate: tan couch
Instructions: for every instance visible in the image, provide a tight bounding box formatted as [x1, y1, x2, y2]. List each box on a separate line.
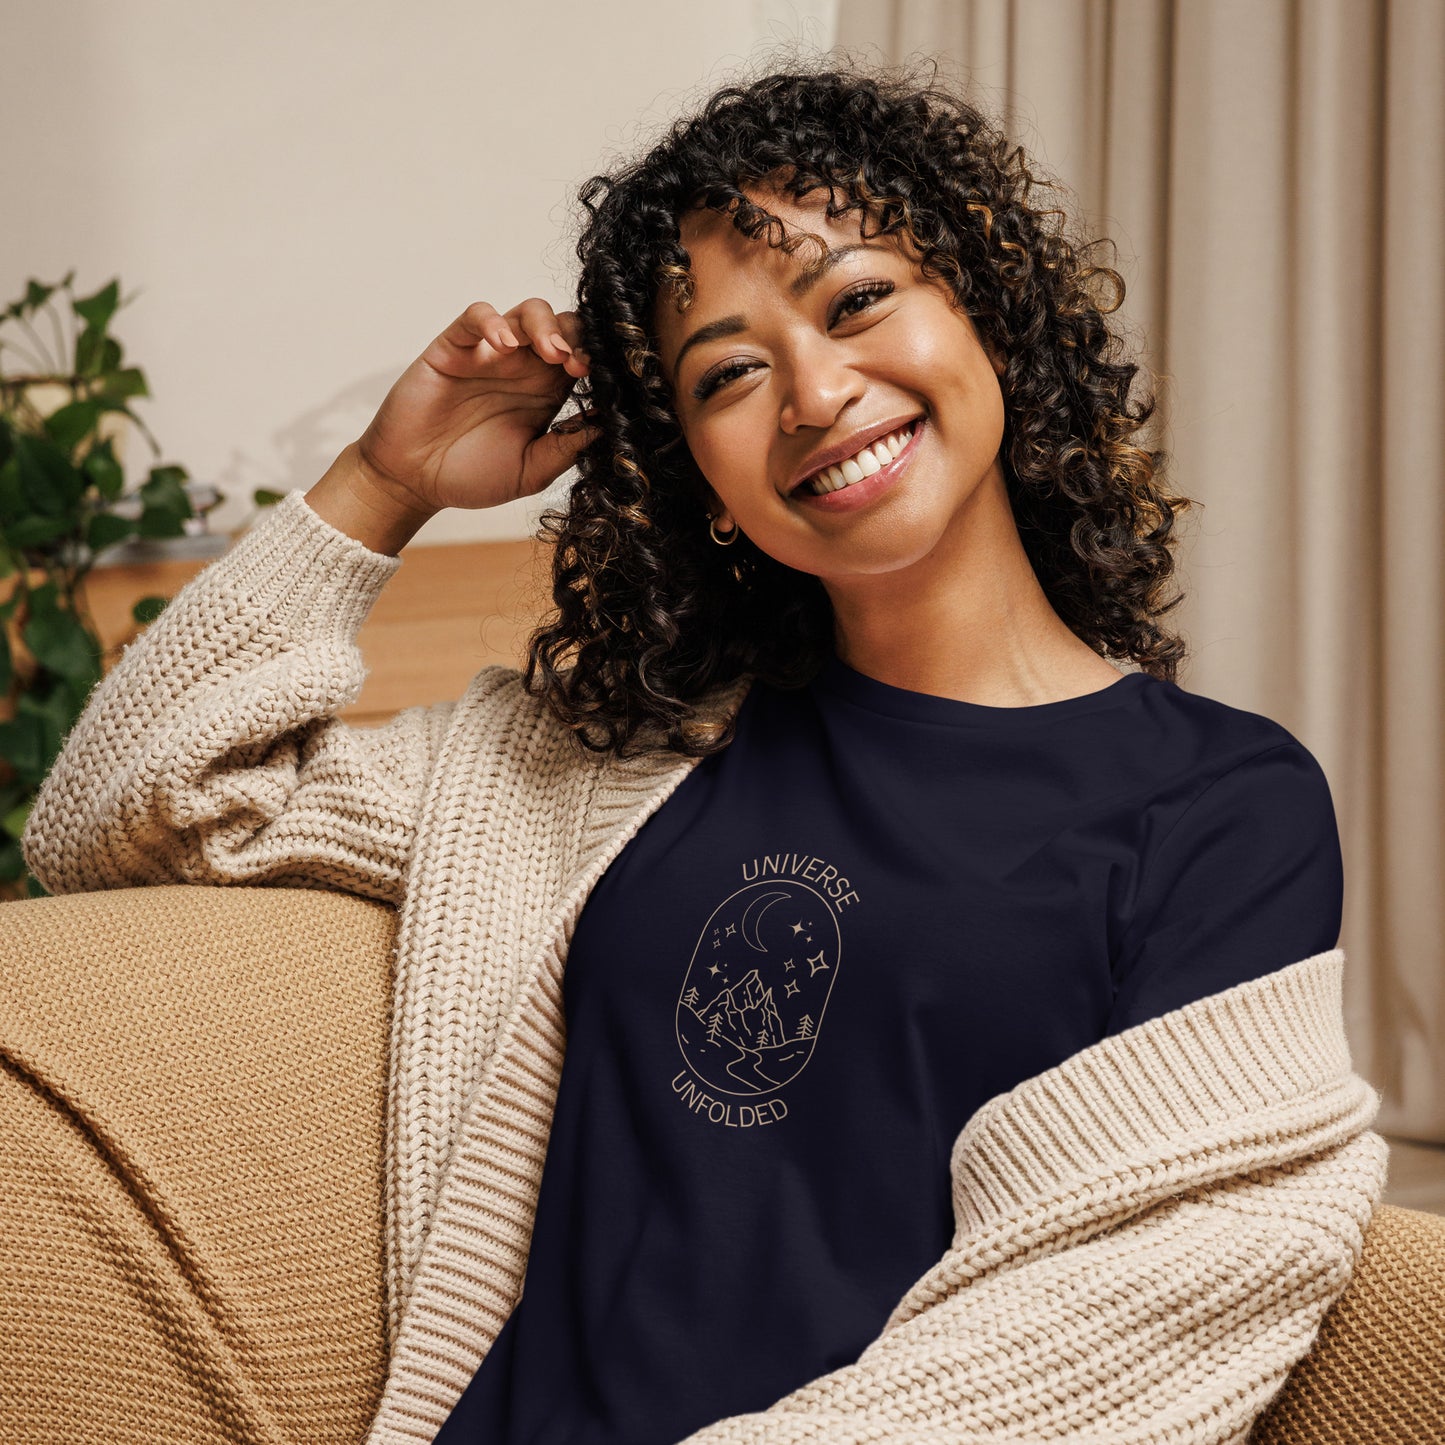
[2, 883, 1442, 1444]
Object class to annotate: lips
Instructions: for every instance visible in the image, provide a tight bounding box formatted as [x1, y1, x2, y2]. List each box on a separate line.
[785, 414, 926, 496]
[789, 415, 925, 512]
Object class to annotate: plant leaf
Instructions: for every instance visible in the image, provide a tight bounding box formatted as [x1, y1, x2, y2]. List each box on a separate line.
[23, 280, 56, 314]
[15, 687, 78, 779]
[1, 795, 29, 843]
[13, 433, 84, 514]
[86, 510, 135, 552]
[5, 513, 73, 547]
[0, 713, 47, 784]
[73, 279, 120, 332]
[132, 594, 169, 625]
[137, 464, 193, 536]
[0, 455, 27, 522]
[82, 437, 125, 499]
[44, 399, 101, 452]
[98, 366, 148, 401]
[22, 600, 101, 683]
[26, 577, 57, 612]
[76, 324, 105, 376]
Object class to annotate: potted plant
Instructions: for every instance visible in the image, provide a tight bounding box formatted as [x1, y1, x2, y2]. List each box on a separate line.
[0, 272, 227, 899]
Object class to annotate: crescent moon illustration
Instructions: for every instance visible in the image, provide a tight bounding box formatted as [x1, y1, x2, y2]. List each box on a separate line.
[739, 889, 791, 951]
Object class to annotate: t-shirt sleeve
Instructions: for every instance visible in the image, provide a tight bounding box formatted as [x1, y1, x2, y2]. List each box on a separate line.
[1104, 738, 1344, 1036]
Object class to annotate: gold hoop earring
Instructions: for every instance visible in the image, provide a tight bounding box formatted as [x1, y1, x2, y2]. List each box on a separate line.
[709, 515, 739, 546]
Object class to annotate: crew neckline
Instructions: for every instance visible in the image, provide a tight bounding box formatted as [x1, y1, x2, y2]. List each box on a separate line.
[811, 651, 1151, 727]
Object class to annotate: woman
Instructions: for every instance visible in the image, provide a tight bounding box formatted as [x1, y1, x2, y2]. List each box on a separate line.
[19, 60, 1385, 1445]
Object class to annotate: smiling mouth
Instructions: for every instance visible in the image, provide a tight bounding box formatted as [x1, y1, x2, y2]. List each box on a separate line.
[790, 419, 922, 497]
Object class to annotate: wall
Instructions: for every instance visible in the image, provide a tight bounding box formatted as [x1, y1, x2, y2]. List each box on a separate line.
[0, 0, 838, 544]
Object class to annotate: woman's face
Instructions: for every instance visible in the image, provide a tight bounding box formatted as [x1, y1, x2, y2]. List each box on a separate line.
[651, 185, 1009, 583]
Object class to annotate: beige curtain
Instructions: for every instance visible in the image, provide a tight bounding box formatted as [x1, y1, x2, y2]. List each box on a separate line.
[835, 0, 1445, 1141]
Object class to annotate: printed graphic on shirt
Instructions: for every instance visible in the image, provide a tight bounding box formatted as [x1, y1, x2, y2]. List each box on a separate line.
[675, 879, 844, 1098]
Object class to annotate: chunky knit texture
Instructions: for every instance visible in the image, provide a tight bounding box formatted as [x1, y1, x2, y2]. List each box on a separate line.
[21, 488, 1390, 1444]
[0, 883, 395, 1444]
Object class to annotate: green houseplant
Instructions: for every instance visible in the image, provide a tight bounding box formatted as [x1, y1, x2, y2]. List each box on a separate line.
[0, 273, 213, 899]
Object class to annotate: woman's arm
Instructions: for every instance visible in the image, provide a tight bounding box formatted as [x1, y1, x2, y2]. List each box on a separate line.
[22, 292, 596, 902]
[20, 469, 451, 906]
[306, 442, 437, 558]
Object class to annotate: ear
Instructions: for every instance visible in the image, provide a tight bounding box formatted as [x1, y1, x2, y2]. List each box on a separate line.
[704, 483, 730, 527]
[705, 486, 736, 535]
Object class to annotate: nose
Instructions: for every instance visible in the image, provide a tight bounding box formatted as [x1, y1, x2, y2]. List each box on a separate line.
[777, 334, 865, 434]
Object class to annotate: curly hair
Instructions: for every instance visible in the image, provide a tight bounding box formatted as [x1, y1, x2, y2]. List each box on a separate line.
[522, 55, 1196, 761]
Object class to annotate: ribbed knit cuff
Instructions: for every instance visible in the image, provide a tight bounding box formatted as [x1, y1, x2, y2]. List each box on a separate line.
[949, 948, 1372, 1232]
[212, 487, 404, 641]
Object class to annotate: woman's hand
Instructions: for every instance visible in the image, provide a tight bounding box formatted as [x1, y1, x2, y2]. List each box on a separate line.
[353, 299, 598, 514]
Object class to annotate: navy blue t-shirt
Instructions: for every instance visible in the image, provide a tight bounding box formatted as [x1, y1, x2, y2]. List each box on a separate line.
[434, 654, 1343, 1445]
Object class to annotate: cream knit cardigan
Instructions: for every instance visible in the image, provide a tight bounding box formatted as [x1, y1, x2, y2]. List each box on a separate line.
[23, 489, 1389, 1445]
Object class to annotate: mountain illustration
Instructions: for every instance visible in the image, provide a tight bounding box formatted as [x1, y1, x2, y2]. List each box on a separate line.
[693, 969, 787, 1050]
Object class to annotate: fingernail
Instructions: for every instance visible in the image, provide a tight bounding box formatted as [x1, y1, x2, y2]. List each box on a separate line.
[499, 327, 519, 347]
[550, 333, 572, 354]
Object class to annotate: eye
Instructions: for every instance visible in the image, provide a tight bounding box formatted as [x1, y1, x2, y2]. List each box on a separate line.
[829, 279, 895, 325]
[692, 358, 757, 402]
[690, 279, 898, 402]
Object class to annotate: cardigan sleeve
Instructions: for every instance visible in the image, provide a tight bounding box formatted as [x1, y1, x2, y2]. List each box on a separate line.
[1105, 739, 1345, 1034]
[671, 952, 1389, 1445]
[20, 488, 453, 907]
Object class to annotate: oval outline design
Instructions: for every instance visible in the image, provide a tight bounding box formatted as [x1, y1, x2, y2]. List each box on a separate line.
[674, 879, 843, 1096]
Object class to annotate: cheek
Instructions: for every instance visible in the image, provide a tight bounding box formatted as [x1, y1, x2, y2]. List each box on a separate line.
[686, 415, 765, 493]
[910, 327, 1005, 432]
[906, 320, 983, 384]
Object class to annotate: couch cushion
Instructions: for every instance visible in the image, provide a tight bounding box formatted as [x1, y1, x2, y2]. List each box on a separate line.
[0, 883, 395, 1445]
[1251, 1201, 1445, 1443]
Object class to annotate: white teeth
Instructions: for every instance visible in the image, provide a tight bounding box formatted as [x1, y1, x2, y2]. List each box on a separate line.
[802, 422, 915, 495]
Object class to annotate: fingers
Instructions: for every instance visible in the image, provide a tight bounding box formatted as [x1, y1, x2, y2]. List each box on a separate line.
[551, 309, 590, 362]
[525, 414, 601, 493]
[436, 299, 591, 377]
[503, 299, 591, 377]
[441, 301, 518, 356]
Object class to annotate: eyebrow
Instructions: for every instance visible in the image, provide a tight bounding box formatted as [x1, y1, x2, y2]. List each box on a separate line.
[669, 241, 891, 384]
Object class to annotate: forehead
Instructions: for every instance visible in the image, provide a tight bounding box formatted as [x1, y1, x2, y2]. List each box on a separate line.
[679, 183, 867, 257]
[677, 186, 870, 267]
[653, 186, 899, 354]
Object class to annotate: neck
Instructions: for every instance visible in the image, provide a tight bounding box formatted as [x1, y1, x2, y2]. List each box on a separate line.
[821, 467, 1114, 707]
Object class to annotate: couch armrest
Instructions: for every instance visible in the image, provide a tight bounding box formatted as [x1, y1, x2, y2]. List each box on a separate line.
[1251, 1202, 1445, 1443]
[0, 884, 395, 1445]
